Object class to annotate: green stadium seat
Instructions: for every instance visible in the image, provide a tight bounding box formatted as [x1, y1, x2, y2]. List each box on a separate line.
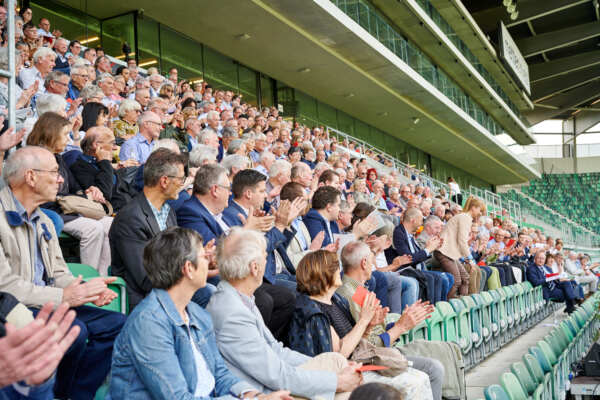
[426, 306, 444, 341]
[484, 384, 510, 400]
[472, 293, 493, 356]
[434, 301, 459, 344]
[499, 372, 528, 400]
[461, 296, 484, 363]
[449, 298, 473, 369]
[510, 361, 542, 399]
[523, 354, 551, 400]
[481, 291, 501, 352]
[67, 263, 128, 314]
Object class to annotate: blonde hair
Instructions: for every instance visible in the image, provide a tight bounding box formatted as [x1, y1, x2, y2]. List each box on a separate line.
[463, 195, 486, 215]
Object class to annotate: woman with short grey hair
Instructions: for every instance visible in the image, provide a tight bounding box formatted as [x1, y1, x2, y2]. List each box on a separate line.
[113, 98, 141, 142]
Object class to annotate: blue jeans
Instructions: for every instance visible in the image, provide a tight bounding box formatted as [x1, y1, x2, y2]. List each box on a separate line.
[275, 271, 297, 292]
[191, 283, 217, 308]
[381, 271, 404, 314]
[428, 270, 453, 301]
[30, 305, 125, 400]
[398, 275, 419, 310]
[366, 270, 389, 308]
[0, 377, 55, 400]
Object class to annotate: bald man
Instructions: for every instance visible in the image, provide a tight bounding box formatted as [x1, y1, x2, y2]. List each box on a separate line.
[0, 146, 125, 399]
[70, 127, 137, 211]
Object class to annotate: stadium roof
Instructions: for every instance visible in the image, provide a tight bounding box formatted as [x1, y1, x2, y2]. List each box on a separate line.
[464, 0, 600, 133]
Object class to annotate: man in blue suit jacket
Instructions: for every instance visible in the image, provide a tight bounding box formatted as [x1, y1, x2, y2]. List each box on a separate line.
[303, 186, 341, 248]
[222, 169, 298, 289]
[386, 208, 444, 304]
[527, 251, 576, 314]
[178, 165, 297, 340]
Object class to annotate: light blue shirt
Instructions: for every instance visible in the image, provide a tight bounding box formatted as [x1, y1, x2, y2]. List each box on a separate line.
[291, 217, 308, 251]
[119, 132, 155, 164]
[146, 199, 171, 231]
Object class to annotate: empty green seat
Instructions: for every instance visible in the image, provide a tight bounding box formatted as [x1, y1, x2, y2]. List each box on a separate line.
[485, 384, 510, 400]
[426, 306, 444, 341]
[500, 372, 528, 400]
[511, 361, 543, 399]
[435, 301, 459, 344]
[449, 298, 473, 368]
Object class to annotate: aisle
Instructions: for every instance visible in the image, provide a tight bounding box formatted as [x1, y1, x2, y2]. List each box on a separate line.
[465, 308, 570, 399]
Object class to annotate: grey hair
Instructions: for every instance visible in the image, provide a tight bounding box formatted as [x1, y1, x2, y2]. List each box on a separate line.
[372, 217, 395, 239]
[226, 138, 245, 155]
[96, 72, 114, 84]
[198, 128, 217, 144]
[193, 163, 227, 196]
[32, 47, 56, 64]
[221, 126, 238, 138]
[269, 159, 291, 179]
[189, 144, 217, 167]
[36, 93, 67, 115]
[118, 99, 141, 118]
[70, 64, 87, 76]
[143, 227, 204, 290]
[207, 110, 220, 121]
[259, 151, 275, 163]
[3, 146, 49, 186]
[0, 48, 21, 71]
[221, 154, 248, 174]
[153, 139, 180, 154]
[217, 227, 267, 282]
[80, 84, 104, 101]
[424, 215, 442, 227]
[43, 70, 67, 89]
[341, 241, 372, 273]
[149, 73, 164, 83]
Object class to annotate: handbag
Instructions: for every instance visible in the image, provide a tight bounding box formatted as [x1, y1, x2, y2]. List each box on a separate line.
[350, 338, 409, 377]
[57, 195, 113, 220]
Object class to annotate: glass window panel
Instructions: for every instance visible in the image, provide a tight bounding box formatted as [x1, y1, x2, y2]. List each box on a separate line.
[337, 111, 354, 135]
[159, 25, 203, 80]
[137, 17, 159, 68]
[100, 13, 135, 60]
[296, 90, 318, 124]
[317, 101, 337, 129]
[260, 74, 273, 107]
[238, 64, 257, 106]
[203, 46, 237, 92]
[31, 0, 101, 48]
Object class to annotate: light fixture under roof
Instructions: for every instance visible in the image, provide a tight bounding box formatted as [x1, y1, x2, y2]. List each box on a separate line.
[344, 93, 355, 98]
[413, 117, 420, 124]
[298, 67, 311, 73]
[378, 111, 388, 117]
[237, 33, 251, 40]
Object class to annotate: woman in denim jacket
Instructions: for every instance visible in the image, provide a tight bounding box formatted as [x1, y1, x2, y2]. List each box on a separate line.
[108, 227, 291, 400]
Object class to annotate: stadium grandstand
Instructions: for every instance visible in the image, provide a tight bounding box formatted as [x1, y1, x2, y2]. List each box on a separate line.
[1, 0, 600, 399]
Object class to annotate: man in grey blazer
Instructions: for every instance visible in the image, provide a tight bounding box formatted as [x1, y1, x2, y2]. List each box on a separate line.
[206, 227, 363, 400]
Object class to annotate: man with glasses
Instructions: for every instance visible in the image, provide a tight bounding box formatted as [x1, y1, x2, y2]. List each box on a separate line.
[109, 148, 185, 309]
[0, 146, 125, 399]
[119, 111, 162, 164]
[52, 37, 70, 74]
[67, 65, 88, 101]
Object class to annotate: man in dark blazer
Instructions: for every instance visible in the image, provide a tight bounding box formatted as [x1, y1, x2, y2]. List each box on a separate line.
[109, 149, 183, 309]
[386, 208, 444, 303]
[527, 250, 576, 314]
[303, 186, 341, 248]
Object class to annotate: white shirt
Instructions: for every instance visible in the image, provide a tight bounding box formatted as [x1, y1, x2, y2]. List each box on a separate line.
[449, 182, 461, 195]
[184, 322, 215, 397]
[18, 66, 45, 94]
[207, 208, 231, 236]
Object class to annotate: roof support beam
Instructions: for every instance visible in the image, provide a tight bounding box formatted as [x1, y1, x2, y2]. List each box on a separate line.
[529, 50, 600, 82]
[525, 81, 600, 124]
[516, 22, 600, 58]
[471, 0, 591, 33]
[572, 109, 600, 134]
[531, 66, 600, 101]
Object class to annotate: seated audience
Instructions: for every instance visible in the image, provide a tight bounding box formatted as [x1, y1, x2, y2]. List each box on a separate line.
[288, 250, 434, 399]
[336, 241, 445, 400]
[119, 111, 162, 164]
[527, 251, 576, 314]
[108, 227, 292, 400]
[109, 149, 183, 309]
[207, 227, 363, 399]
[0, 146, 125, 399]
[303, 186, 342, 247]
[26, 112, 113, 275]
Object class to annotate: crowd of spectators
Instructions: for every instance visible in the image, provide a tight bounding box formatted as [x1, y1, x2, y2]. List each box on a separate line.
[0, 9, 599, 400]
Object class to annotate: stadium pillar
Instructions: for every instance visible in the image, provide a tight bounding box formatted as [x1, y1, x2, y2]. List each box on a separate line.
[562, 118, 578, 173]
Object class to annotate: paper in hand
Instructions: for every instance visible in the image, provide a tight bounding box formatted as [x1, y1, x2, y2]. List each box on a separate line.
[356, 365, 389, 372]
[352, 285, 368, 307]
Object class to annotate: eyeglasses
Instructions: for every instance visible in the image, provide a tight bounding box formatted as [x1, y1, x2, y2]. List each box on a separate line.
[146, 121, 162, 127]
[216, 184, 231, 191]
[32, 168, 60, 179]
[52, 80, 69, 87]
[167, 175, 186, 183]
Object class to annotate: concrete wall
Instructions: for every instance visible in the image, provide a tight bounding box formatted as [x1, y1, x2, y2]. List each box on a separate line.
[533, 156, 600, 174]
